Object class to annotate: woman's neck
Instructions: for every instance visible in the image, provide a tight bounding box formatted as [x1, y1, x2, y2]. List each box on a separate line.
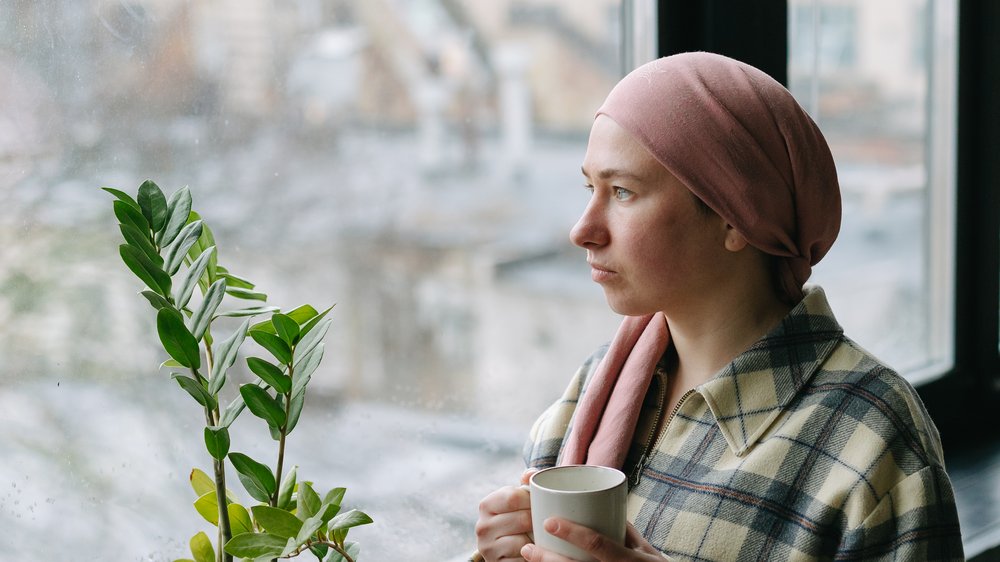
[665, 287, 793, 389]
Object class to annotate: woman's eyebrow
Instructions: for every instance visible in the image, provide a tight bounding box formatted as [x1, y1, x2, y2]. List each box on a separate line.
[581, 166, 644, 181]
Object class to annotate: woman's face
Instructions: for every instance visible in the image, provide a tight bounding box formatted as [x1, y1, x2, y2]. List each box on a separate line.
[572, 115, 731, 316]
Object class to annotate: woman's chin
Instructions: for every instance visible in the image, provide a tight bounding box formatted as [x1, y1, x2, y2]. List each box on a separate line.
[603, 294, 656, 317]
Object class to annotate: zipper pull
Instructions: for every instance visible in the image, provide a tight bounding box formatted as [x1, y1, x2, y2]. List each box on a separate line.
[629, 452, 648, 488]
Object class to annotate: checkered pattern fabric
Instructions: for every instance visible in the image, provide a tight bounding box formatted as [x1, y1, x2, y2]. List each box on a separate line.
[522, 287, 963, 561]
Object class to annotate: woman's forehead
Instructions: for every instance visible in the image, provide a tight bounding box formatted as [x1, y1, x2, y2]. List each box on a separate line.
[582, 115, 664, 179]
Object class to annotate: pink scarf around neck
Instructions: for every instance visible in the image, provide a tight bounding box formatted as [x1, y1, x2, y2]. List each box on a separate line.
[560, 312, 670, 469]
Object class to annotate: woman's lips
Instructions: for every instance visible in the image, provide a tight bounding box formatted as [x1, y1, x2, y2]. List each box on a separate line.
[589, 262, 617, 283]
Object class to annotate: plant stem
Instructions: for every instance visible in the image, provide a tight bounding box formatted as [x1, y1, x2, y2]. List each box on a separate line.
[331, 544, 356, 562]
[214, 455, 234, 562]
[205, 406, 233, 562]
[272, 391, 290, 507]
[273, 432, 286, 507]
[282, 541, 355, 562]
[199, 334, 231, 562]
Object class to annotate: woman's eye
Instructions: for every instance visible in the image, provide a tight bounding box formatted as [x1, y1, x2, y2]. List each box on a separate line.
[614, 187, 633, 201]
[583, 184, 595, 194]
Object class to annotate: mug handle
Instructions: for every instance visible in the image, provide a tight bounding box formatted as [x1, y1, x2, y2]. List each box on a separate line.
[520, 484, 535, 542]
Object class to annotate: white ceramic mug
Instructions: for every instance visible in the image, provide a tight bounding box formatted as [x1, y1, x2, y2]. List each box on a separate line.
[529, 465, 627, 561]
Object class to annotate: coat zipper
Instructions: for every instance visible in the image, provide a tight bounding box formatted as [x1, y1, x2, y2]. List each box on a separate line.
[629, 386, 696, 487]
[628, 367, 667, 487]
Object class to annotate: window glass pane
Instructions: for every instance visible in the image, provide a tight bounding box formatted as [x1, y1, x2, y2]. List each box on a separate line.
[0, 1, 629, 559]
[788, 0, 957, 380]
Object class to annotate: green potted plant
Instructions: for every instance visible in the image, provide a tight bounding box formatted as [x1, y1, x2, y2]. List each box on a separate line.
[105, 180, 372, 562]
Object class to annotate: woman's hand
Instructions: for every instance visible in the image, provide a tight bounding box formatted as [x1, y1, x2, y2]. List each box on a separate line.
[520, 518, 671, 562]
[476, 469, 539, 562]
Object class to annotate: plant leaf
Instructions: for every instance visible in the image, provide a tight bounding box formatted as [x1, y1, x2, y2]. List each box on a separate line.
[292, 343, 323, 399]
[240, 384, 286, 429]
[250, 330, 292, 365]
[332, 528, 349, 549]
[246, 357, 291, 394]
[288, 304, 321, 322]
[329, 509, 374, 531]
[298, 305, 334, 339]
[158, 185, 193, 247]
[138, 179, 168, 232]
[228, 502, 253, 536]
[194, 490, 221, 526]
[175, 246, 216, 310]
[271, 313, 300, 346]
[190, 468, 238, 504]
[229, 452, 276, 502]
[223, 532, 287, 558]
[120, 244, 171, 297]
[113, 199, 150, 234]
[252, 505, 304, 539]
[331, 542, 363, 562]
[268, 422, 282, 442]
[285, 388, 305, 434]
[208, 318, 250, 395]
[296, 482, 321, 521]
[220, 271, 255, 290]
[293, 318, 331, 368]
[189, 531, 215, 562]
[140, 290, 171, 311]
[120, 223, 162, 265]
[220, 394, 245, 428]
[308, 543, 328, 559]
[102, 186, 141, 210]
[277, 466, 297, 510]
[172, 374, 216, 410]
[324, 487, 346, 509]
[325, 542, 360, 562]
[158, 308, 201, 369]
[294, 513, 325, 546]
[188, 278, 226, 342]
[317, 501, 341, 525]
[216, 306, 281, 318]
[248, 305, 317, 336]
[204, 426, 230, 460]
[237, 472, 272, 504]
[186, 212, 218, 280]
[227, 287, 268, 301]
[189, 468, 215, 497]
[317, 488, 346, 524]
[163, 220, 204, 276]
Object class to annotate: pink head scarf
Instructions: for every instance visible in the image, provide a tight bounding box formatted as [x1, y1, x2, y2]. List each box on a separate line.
[596, 52, 841, 301]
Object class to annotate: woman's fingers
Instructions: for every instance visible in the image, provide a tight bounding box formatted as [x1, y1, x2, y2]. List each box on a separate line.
[522, 518, 665, 562]
[520, 467, 540, 485]
[476, 484, 534, 562]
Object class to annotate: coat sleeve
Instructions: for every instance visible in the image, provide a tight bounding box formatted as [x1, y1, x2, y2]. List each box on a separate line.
[836, 464, 964, 561]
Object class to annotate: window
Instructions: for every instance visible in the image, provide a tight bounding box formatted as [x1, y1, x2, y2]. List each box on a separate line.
[0, 1, 648, 559]
[788, 0, 957, 382]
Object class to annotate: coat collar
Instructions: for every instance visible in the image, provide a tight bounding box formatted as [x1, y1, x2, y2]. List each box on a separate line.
[696, 286, 844, 456]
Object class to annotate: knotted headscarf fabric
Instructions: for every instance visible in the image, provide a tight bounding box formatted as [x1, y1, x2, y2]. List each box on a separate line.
[596, 52, 841, 301]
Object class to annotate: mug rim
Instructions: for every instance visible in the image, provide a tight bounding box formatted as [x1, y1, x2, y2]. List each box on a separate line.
[529, 464, 626, 494]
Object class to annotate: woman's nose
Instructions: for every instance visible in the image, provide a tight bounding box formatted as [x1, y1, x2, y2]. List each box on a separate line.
[570, 198, 609, 249]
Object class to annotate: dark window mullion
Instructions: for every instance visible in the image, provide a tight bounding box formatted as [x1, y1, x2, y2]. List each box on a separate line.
[929, 0, 1000, 443]
[657, 0, 787, 85]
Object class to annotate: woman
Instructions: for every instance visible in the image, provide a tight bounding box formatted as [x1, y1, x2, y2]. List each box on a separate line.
[474, 52, 963, 561]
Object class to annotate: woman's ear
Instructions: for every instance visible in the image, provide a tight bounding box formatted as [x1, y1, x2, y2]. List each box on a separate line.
[724, 224, 749, 252]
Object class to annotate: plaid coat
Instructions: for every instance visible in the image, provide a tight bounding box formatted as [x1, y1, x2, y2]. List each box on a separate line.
[523, 287, 964, 561]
